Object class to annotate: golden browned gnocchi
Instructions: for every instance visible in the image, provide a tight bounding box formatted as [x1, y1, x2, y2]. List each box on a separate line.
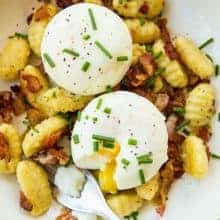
[132, 44, 146, 66]
[125, 19, 160, 44]
[181, 135, 208, 179]
[0, 123, 22, 174]
[136, 174, 159, 200]
[185, 83, 215, 127]
[0, 37, 30, 80]
[22, 116, 68, 157]
[153, 39, 188, 87]
[20, 65, 49, 108]
[153, 76, 163, 93]
[28, 4, 58, 56]
[36, 87, 92, 116]
[16, 160, 52, 216]
[143, 0, 164, 18]
[106, 191, 143, 217]
[175, 36, 215, 79]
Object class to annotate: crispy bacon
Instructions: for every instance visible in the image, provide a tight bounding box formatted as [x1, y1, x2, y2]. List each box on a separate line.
[20, 192, 33, 212]
[156, 205, 166, 217]
[139, 53, 156, 77]
[155, 93, 169, 111]
[27, 108, 45, 126]
[43, 130, 64, 148]
[0, 91, 13, 108]
[157, 19, 179, 60]
[56, 0, 81, 8]
[0, 132, 10, 161]
[33, 148, 69, 166]
[13, 97, 26, 116]
[139, 2, 149, 14]
[56, 208, 77, 220]
[34, 5, 51, 21]
[198, 126, 211, 143]
[22, 75, 42, 93]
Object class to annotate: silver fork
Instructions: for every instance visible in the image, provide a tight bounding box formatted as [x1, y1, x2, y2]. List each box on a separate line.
[47, 166, 120, 220]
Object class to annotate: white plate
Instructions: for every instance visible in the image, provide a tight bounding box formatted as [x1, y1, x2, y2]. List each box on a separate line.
[0, 0, 220, 219]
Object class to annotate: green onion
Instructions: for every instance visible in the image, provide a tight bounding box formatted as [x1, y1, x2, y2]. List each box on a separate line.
[137, 152, 153, 164]
[153, 51, 163, 59]
[95, 40, 113, 59]
[118, 0, 123, 4]
[125, 211, 139, 220]
[215, 64, 219, 76]
[93, 141, 99, 152]
[14, 32, 28, 39]
[211, 153, 220, 160]
[218, 112, 220, 121]
[173, 107, 185, 116]
[63, 48, 80, 57]
[206, 54, 213, 62]
[85, 115, 89, 120]
[88, 8, 97, 30]
[32, 127, 39, 133]
[52, 91, 57, 98]
[43, 53, 56, 68]
[73, 134, 80, 144]
[145, 44, 152, 53]
[92, 134, 115, 143]
[128, 138, 137, 146]
[83, 34, 91, 40]
[121, 158, 130, 167]
[96, 99, 103, 110]
[175, 120, 190, 131]
[105, 85, 113, 93]
[77, 111, 81, 121]
[103, 141, 114, 148]
[139, 17, 145, 26]
[145, 68, 165, 89]
[92, 117, 98, 124]
[104, 107, 111, 114]
[181, 128, 191, 136]
[138, 169, 146, 184]
[117, 56, 128, 62]
[81, 61, 91, 72]
[199, 38, 214, 49]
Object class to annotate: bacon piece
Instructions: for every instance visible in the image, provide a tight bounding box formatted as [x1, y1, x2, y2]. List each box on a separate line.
[0, 132, 10, 161]
[139, 53, 156, 77]
[56, 208, 77, 220]
[0, 91, 13, 107]
[155, 93, 169, 111]
[34, 5, 51, 21]
[22, 75, 42, 93]
[43, 130, 64, 148]
[56, 0, 81, 8]
[27, 108, 45, 126]
[198, 126, 211, 143]
[33, 148, 69, 165]
[27, 13, 33, 25]
[20, 192, 33, 212]
[139, 2, 149, 14]
[157, 19, 179, 60]
[13, 97, 26, 115]
[156, 205, 166, 217]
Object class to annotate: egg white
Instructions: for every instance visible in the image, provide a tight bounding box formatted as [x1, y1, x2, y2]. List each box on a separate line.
[71, 91, 168, 190]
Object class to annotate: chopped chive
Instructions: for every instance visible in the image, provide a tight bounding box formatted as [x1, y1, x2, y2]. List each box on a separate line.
[128, 138, 137, 146]
[88, 8, 97, 30]
[104, 107, 111, 114]
[117, 56, 128, 62]
[145, 44, 152, 53]
[32, 127, 39, 133]
[118, 0, 123, 4]
[92, 117, 98, 124]
[121, 158, 130, 167]
[14, 32, 28, 39]
[103, 141, 114, 148]
[153, 51, 163, 59]
[63, 48, 80, 57]
[199, 38, 214, 49]
[125, 211, 139, 220]
[96, 98, 103, 110]
[218, 112, 220, 121]
[43, 53, 56, 68]
[52, 91, 57, 98]
[175, 120, 190, 131]
[95, 40, 113, 59]
[85, 115, 89, 120]
[173, 107, 185, 116]
[73, 134, 80, 144]
[137, 152, 153, 164]
[77, 111, 81, 121]
[83, 34, 91, 40]
[92, 134, 115, 143]
[105, 85, 113, 93]
[139, 17, 145, 26]
[215, 64, 219, 76]
[181, 128, 191, 136]
[138, 169, 146, 184]
[206, 54, 213, 62]
[145, 68, 165, 89]
[81, 61, 91, 72]
[93, 141, 99, 152]
[211, 153, 220, 160]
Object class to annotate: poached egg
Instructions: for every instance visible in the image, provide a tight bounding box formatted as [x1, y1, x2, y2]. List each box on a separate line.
[41, 3, 132, 95]
[71, 91, 168, 190]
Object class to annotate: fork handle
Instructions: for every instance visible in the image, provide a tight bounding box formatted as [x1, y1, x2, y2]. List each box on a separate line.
[98, 204, 120, 220]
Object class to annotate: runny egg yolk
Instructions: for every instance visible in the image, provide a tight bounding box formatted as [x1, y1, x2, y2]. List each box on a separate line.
[98, 142, 120, 162]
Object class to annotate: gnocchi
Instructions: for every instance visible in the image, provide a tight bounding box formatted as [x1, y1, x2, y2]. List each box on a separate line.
[175, 36, 215, 79]
[125, 19, 160, 43]
[37, 87, 92, 116]
[0, 37, 30, 80]
[22, 116, 68, 157]
[143, 0, 164, 18]
[28, 4, 58, 56]
[20, 65, 49, 109]
[0, 123, 22, 174]
[153, 39, 188, 87]
[181, 135, 208, 179]
[132, 44, 146, 66]
[185, 83, 215, 127]
[17, 160, 52, 216]
[106, 191, 143, 217]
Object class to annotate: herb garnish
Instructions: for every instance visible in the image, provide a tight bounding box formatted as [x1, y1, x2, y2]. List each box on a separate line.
[199, 38, 214, 49]
[95, 40, 113, 59]
[43, 53, 56, 68]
